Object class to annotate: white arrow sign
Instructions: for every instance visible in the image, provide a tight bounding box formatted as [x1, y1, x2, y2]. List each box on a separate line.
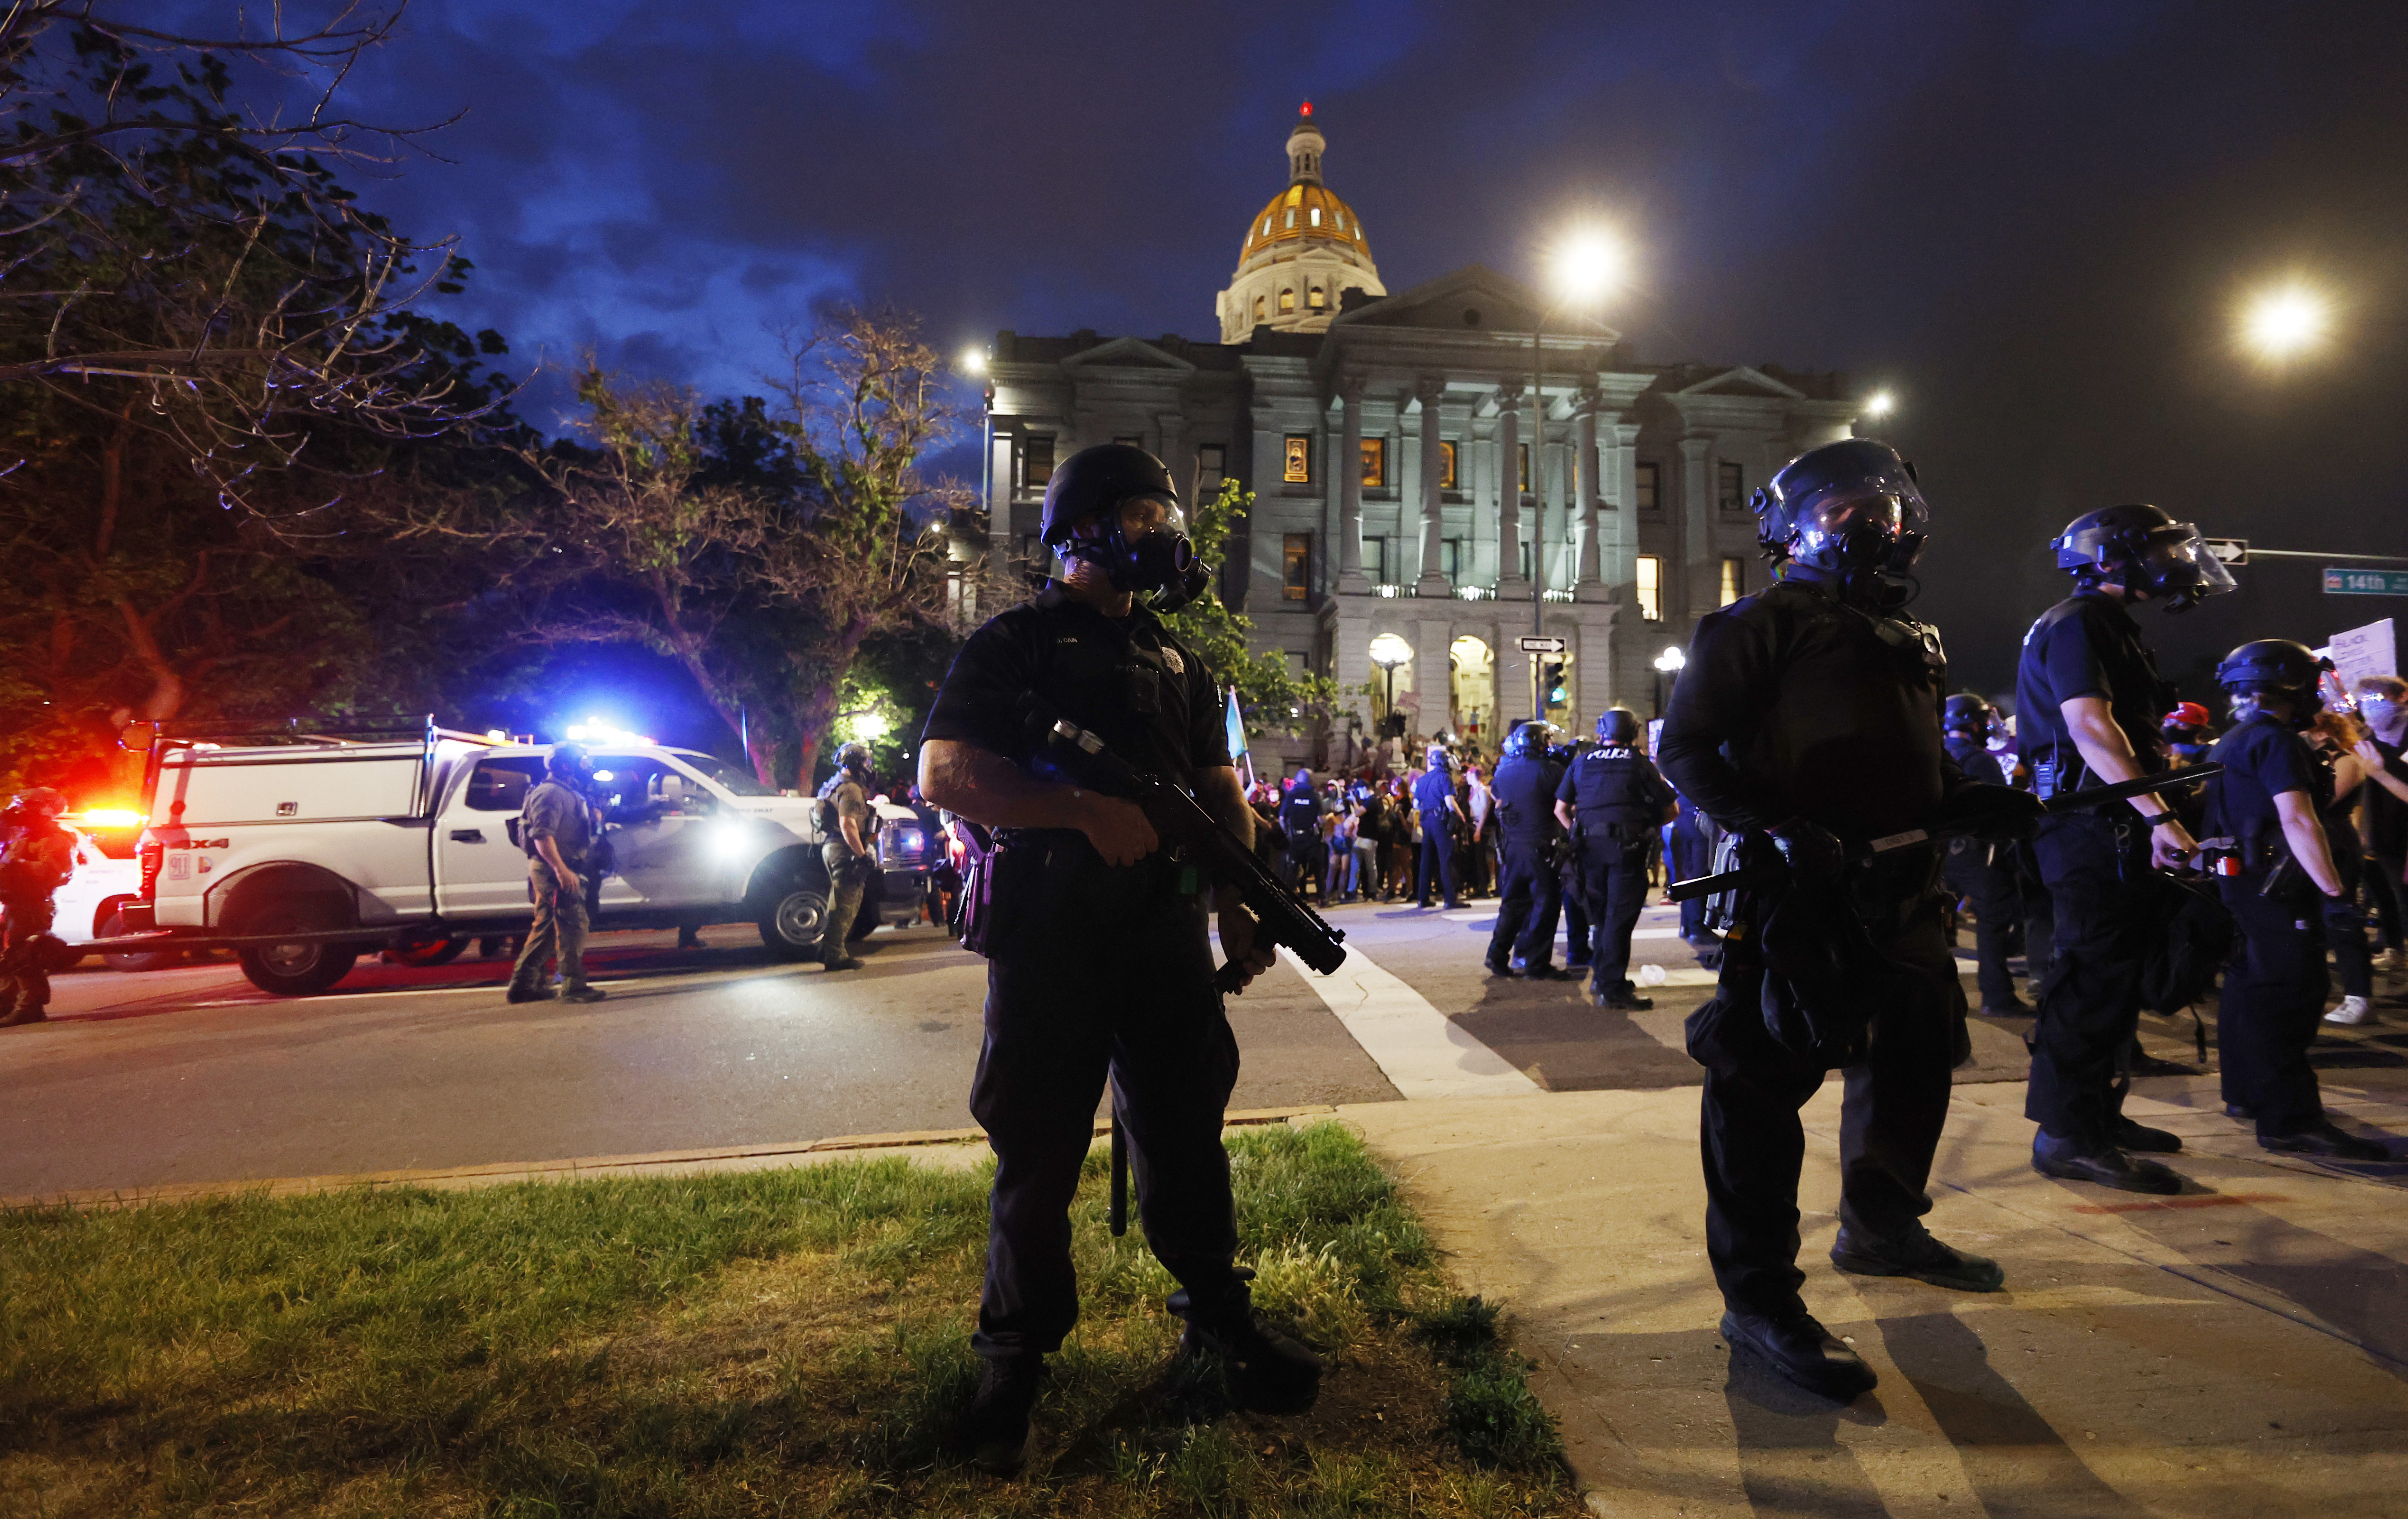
[2203, 537, 2249, 566]
[1517, 636, 1567, 654]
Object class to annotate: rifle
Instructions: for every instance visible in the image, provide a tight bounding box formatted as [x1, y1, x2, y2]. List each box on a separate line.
[1034, 711, 1349, 989]
[1666, 765, 2222, 903]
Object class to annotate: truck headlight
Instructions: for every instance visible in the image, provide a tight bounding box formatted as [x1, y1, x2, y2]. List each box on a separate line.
[713, 820, 753, 857]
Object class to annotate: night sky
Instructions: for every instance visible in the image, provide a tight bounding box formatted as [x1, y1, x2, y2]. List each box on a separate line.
[269, 0, 2408, 703]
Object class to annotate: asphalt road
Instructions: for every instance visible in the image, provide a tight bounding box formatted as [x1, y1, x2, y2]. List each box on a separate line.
[9, 891, 2402, 1199]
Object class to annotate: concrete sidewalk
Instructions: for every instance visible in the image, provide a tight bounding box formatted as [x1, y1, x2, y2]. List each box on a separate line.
[1343, 1074, 2408, 1518]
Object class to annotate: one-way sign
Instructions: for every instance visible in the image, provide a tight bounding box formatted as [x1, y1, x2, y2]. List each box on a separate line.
[2203, 537, 2249, 567]
[1518, 635, 1567, 654]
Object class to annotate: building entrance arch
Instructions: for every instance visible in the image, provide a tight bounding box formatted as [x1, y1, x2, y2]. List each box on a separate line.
[1450, 635, 1496, 749]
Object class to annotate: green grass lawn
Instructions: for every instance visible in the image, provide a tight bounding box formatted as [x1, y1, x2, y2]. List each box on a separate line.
[0, 1123, 1576, 1517]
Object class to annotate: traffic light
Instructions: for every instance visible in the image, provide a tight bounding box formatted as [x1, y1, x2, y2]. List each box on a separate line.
[1541, 660, 1566, 708]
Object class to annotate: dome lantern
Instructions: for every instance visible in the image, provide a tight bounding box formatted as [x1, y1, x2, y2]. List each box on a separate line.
[1216, 102, 1386, 341]
[1288, 102, 1324, 185]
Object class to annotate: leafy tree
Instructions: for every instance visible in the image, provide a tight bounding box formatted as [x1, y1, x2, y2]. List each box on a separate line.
[1159, 478, 1336, 742]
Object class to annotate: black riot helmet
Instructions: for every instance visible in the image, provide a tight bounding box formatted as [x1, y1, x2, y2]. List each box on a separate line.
[1502, 720, 1553, 760]
[832, 741, 873, 778]
[1752, 439, 1929, 597]
[2050, 504, 2235, 612]
[1038, 443, 1214, 612]
[1595, 707, 1641, 746]
[1942, 692, 1996, 738]
[2216, 639, 2326, 727]
[547, 741, 594, 783]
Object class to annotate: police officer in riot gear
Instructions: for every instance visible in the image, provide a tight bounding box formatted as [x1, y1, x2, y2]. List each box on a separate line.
[0, 788, 74, 1027]
[1486, 721, 1569, 978]
[1661, 439, 2042, 1403]
[1555, 708, 1675, 1009]
[918, 443, 1315, 1476]
[2017, 503, 2234, 1193]
[1941, 693, 2028, 1015]
[1548, 736, 1595, 972]
[2203, 641, 2388, 1159]
[815, 741, 879, 970]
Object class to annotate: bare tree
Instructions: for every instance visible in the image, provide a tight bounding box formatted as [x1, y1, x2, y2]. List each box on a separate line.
[0, 2, 496, 512]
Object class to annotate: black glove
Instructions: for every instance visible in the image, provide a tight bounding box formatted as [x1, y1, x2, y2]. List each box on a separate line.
[1938, 783, 2047, 843]
[1767, 818, 1848, 881]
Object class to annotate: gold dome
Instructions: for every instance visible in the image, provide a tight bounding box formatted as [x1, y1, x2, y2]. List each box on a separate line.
[1239, 180, 1373, 265]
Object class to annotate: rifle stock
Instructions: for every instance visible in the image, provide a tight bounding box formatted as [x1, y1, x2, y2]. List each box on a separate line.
[1038, 715, 1349, 990]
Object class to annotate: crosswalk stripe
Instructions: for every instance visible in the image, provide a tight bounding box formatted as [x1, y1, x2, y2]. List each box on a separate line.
[1278, 945, 1543, 1100]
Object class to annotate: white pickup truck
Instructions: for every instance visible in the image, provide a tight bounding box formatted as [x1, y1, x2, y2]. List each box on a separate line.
[119, 726, 916, 996]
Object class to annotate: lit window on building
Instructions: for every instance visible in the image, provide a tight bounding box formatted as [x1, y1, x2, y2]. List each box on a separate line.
[1440, 441, 1458, 490]
[1637, 555, 1663, 622]
[1284, 434, 1313, 484]
[1518, 443, 1531, 494]
[1023, 434, 1054, 490]
[1284, 208, 1296, 228]
[1718, 460, 1745, 512]
[1284, 534, 1312, 600]
[1308, 286, 1326, 309]
[1309, 205, 1321, 227]
[1334, 209, 1345, 231]
[1360, 437, 1385, 488]
[1253, 294, 1266, 321]
[1279, 287, 1296, 312]
[1197, 443, 1226, 495]
[1720, 556, 1744, 606]
[1635, 461, 1659, 510]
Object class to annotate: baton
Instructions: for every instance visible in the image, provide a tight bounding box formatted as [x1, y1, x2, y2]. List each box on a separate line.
[1665, 765, 2222, 903]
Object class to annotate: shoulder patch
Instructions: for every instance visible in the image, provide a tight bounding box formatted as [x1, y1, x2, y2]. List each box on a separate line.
[1160, 647, 1184, 675]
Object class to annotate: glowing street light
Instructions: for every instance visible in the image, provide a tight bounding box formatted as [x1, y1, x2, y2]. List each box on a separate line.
[1548, 228, 1630, 306]
[1526, 222, 1633, 716]
[1368, 633, 1413, 734]
[2239, 282, 2329, 362]
[1862, 389, 1896, 420]
[1653, 645, 1687, 674]
[959, 347, 987, 376]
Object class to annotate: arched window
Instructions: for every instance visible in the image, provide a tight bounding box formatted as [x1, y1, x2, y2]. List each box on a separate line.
[1308, 287, 1326, 310]
[1253, 294, 1266, 321]
[1308, 205, 1321, 227]
[1279, 287, 1296, 313]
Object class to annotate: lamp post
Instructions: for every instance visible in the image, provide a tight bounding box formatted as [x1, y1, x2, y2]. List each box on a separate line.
[1369, 633, 1413, 743]
[1527, 230, 1627, 722]
[1652, 643, 1686, 719]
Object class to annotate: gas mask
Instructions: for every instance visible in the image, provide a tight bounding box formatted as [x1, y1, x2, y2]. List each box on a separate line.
[1783, 490, 1927, 609]
[2121, 526, 2236, 611]
[1082, 495, 1213, 612]
[2228, 689, 2315, 731]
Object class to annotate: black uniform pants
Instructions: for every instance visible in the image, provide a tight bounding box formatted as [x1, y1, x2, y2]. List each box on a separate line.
[2025, 814, 2153, 1150]
[1561, 864, 1592, 965]
[1, 894, 55, 1010]
[1942, 840, 2020, 1008]
[968, 907, 1243, 1361]
[1576, 839, 1650, 991]
[1486, 838, 1562, 969]
[1685, 905, 1963, 1316]
[1418, 813, 1460, 907]
[2218, 887, 2331, 1136]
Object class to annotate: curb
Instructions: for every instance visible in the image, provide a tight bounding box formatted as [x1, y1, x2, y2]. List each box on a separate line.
[2, 1105, 1340, 1213]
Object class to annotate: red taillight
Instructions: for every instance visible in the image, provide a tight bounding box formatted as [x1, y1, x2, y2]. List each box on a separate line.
[138, 841, 163, 899]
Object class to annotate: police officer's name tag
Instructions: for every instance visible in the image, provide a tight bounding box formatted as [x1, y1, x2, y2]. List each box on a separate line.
[1868, 827, 1929, 852]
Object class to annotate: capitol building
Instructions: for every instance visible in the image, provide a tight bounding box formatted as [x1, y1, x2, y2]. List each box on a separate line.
[974, 104, 1871, 771]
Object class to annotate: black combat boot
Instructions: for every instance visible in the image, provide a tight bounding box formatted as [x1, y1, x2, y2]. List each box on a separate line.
[1179, 1306, 1323, 1413]
[2030, 1131, 2182, 1194]
[959, 1353, 1042, 1476]
[1830, 1222, 2005, 1292]
[1720, 1307, 1878, 1402]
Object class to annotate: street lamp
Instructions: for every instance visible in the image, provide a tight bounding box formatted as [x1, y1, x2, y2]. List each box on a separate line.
[2238, 282, 2329, 363]
[1652, 643, 1686, 718]
[1369, 633, 1413, 738]
[1863, 389, 1896, 421]
[1529, 226, 1630, 718]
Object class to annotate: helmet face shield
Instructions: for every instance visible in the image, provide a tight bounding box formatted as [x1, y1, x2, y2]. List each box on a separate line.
[2136, 524, 2236, 607]
[1756, 440, 1929, 582]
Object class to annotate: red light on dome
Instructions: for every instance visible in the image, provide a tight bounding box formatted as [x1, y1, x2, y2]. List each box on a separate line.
[1299, 101, 1313, 117]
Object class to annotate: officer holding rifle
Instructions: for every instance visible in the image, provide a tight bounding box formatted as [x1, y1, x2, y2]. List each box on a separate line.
[919, 443, 1319, 1476]
[1659, 439, 2042, 1403]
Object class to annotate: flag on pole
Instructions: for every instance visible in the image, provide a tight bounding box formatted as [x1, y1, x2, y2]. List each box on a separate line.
[1225, 685, 1253, 788]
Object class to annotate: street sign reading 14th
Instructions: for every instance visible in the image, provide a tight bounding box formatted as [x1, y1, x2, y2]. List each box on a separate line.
[2325, 568, 2408, 597]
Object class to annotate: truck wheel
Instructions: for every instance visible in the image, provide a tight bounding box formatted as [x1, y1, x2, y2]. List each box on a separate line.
[99, 905, 182, 973]
[758, 884, 829, 960]
[235, 901, 359, 996]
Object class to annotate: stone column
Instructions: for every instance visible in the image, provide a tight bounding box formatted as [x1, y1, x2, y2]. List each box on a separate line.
[1604, 422, 1639, 589]
[1338, 377, 1368, 591]
[1574, 394, 1606, 600]
[1494, 386, 1524, 591]
[1678, 435, 1712, 630]
[1414, 377, 1451, 597]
